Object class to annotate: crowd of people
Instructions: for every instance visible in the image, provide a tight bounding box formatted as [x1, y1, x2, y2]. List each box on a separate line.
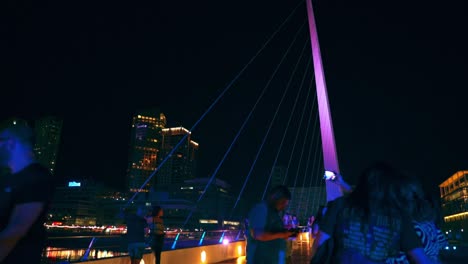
[246, 163, 448, 264]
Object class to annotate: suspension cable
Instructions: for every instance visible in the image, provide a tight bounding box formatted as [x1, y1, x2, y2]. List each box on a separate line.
[281, 72, 315, 186]
[261, 56, 312, 200]
[296, 112, 320, 217]
[124, 0, 305, 206]
[183, 21, 307, 227]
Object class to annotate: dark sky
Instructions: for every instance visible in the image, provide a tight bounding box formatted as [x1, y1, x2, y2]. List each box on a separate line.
[2, 0, 467, 200]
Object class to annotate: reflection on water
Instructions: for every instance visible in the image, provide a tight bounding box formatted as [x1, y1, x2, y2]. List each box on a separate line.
[44, 247, 126, 262]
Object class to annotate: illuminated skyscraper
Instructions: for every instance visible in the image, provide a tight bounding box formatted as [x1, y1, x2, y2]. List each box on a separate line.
[157, 127, 199, 187]
[127, 110, 167, 193]
[440, 171, 468, 241]
[34, 116, 63, 174]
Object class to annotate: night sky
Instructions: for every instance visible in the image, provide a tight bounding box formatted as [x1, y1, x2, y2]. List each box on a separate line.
[2, 0, 467, 201]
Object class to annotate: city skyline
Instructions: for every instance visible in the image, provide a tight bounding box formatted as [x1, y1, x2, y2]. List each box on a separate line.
[2, 1, 467, 202]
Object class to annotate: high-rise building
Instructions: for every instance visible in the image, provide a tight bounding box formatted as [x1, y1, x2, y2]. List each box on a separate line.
[148, 178, 240, 229]
[34, 116, 63, 174]
[157, 127, 199, 187]
[127, 110, 167, 193]
[440, 171, 468, 241]
[48, 180, 98, 226]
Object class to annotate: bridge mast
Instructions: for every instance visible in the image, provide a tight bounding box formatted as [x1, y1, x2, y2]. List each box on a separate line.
[306, 0, 342, 201]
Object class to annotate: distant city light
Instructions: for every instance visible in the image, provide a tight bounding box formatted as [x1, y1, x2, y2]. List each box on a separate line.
[68, 181, 81, 187]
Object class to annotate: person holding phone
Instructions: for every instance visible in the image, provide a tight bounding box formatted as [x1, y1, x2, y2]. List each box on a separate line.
[246, 185, 296, 264]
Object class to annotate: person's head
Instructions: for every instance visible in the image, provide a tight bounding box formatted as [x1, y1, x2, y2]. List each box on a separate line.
[0, 119, 35, 170]
[267, 185, 291, 212]
[348, 162, 404, 216]
[397, 176, 435, 222]
[151, 206, 163, 217]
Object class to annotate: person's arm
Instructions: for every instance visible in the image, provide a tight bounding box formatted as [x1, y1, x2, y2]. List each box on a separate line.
[400, 217, 433, 264]
[0, 202, 44, 261]
[406, 248, 434, 264]
[310, 198, 343, 257]
[334, 173, 353, 194]
[311, 231, 331, 256]
[249, 204, 292, 241]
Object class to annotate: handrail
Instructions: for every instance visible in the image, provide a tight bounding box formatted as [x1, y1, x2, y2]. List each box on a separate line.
[44, 229, 245, 263]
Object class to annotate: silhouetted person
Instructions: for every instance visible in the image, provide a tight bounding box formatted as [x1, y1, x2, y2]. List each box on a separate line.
[311, 163, 433, 264]
[387, 176, 448, 263]
[147, 206, 165, 264]
[246, 185, 296, 264]
[0, 119, 54, 263]
[124, 205, 148, 264]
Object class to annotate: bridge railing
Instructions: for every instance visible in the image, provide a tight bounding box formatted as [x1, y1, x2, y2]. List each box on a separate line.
[43, 229, 246, 263]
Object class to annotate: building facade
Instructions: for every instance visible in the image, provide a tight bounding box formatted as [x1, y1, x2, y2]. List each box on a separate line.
[34, 116, 63, 174]
[157, 127, 199, 188]
[440, 171, 468, 241]
[127, 110, 167, 193]
[48, 180, 98, 226]
[148, 178, 240, 230]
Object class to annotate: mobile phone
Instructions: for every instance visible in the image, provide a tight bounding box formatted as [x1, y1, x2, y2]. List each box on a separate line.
[323, 170, 336, 181]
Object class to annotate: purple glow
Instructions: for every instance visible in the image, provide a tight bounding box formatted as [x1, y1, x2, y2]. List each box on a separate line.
[306, 0, 342, 202]
[222, 239, 229, 245]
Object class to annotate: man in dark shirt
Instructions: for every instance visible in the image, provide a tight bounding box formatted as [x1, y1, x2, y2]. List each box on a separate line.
[0, 119, 55, 263]
[246, 185, 295, 264]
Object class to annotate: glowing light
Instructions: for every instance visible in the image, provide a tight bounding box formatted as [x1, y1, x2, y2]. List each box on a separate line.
[68, 181, 81, 187]
[223, 221, 240, 226]
[201, 251, 207, 263]
[223, 239, 229, 245]
[237, 245, 242, 256]
[171, 233, 180, 250]
[453, 246, 457, 250]
[199, 219, 218, 224]
[444, 212, 468, 221]
[236, 256, 246, 264]
[199, 231, 206, 246]
[13, 121, 16, 125]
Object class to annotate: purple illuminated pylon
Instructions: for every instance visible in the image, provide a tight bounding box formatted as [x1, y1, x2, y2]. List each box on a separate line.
[306, 0, 343, 202]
